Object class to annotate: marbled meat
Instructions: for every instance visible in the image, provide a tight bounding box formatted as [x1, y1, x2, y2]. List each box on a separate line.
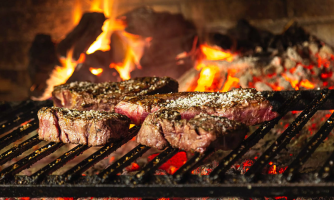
[115, 88, 279, 126]
[52, 77, 178, 112]
[38, 107, 130, 146]
[137, 109, 249, 153]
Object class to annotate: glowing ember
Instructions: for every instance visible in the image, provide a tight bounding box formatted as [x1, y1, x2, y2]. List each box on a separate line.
[147, 152, 187, 174]
[268, 164, 277, 174]
[89, 67, 103, 76]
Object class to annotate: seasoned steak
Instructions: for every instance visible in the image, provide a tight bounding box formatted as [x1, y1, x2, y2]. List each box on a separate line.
[116, 88, 278, 126]
[38, 107, 130, 146]
[52, 77, 178, 112]
[137, 110, 249, 153]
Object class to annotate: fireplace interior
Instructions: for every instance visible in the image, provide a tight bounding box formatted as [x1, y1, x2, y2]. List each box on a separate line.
[1, 0, 334, 199]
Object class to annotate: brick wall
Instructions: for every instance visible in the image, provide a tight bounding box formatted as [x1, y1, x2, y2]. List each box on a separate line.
[1, 0, 334, 101]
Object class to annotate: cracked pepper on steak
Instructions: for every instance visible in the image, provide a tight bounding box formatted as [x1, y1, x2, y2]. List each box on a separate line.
[137, 109, 249, 153]
[115, 88, 279, 126]
[37, 107, 130, 146]
[52, 77, 178, 112]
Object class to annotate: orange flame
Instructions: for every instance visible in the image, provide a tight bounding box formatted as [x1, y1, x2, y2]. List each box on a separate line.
[221, 75, 239, 92]
[86, 0, 115, 54]
[31, 49, 76, 100]
[192, 44, 237, 92]
[89, 67, 103, 76]
[73, 0, 82, 25]
[109, 48, 134, 80]
[85, 0, 142, 80]
[200, 44, 234, 61]
[195, 65, 219, 92]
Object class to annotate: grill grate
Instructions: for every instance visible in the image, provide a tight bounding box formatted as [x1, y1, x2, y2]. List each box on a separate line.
[1, 90, 334, 198]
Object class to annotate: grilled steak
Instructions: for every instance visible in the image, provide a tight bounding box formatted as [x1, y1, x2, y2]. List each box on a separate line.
[38, 107, 130, 146]
[116, 88, 279, 126]
[137, 109, 249, 153]
[52, 77, 178, 112]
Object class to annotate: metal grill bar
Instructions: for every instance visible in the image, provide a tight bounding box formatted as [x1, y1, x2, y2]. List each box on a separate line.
[0, 102, 11, 113]
[29, 144, 89, 183]
[284, 111, 334, 181]
[62, 126, 140, 182]
[0, 135, 41, 166]
[245, 89, 331, 181]
[319, 146, 334, 180]
[99, 144, 150, 183]
[209, 93, 300, 182]
[0, 101, 35, 123]
[173, 148, 214, 183]
[0, 120, 39, 152]
[134, 147, 179, 184]
[261, 90, 334, 110]
[0, 101, 52, 134]
[0, 142, 64, 182]
[0, 89, 334, 197]
[0, 111, 36, 135]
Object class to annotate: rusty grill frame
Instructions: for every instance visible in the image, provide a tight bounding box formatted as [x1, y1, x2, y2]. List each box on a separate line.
[1, 89, 334, 198]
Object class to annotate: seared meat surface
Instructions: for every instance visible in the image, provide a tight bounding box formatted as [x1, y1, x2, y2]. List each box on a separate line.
[116, 88, 279, 126]
[137, 109, 249, 153]
[38, 107, 130, 146]
[52, 77, 178, 112]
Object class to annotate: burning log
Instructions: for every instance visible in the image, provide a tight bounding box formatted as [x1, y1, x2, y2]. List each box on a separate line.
[66, 63, 96, 83]
[109, 31, 127, 64]
[28, 34, 60, 99]
[118, 7, 196, 39]
[65, 63, 120, 84]
[56, 12, 106, 60]
[118, 7, 197, 80]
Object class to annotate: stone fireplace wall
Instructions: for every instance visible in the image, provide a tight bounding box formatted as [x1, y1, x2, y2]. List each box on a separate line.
[1, 0, 334, 101]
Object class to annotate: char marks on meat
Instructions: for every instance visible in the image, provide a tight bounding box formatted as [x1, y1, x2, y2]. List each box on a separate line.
[52, 77, 178, 112]
[116, 88, 279, 126]
[38, 107, 130, 146]
[137, 109, 249, 153]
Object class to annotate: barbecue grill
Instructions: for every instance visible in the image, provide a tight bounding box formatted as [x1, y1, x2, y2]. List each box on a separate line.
[1, 89, 334, 198]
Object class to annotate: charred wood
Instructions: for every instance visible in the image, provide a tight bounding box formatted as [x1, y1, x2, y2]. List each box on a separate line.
[56, 12, 106, 60]
[28, 34, 60, 99]
[109, 31, 127, 64]
[85, 50, 112, 69]
[66, 63, 97, 83]
[117, 7, 196, 40]
[66, 63, 120, 84]
[131, 57, 194, 80]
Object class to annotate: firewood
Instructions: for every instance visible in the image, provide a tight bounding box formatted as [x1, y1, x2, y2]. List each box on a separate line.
[57, 12, 106, 60]
[28, 34, 60, 99]
[117, 7, 196, 39]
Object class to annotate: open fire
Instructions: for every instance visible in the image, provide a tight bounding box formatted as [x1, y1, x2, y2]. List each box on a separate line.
[17, 0, 334, 199]
[25, 0, 334, 178]
[30, 0, 334, 102]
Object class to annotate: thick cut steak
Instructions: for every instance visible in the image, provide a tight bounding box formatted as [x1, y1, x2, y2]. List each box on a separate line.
[52, 77, 178, 112]
[116, 88, 278, 126]
[137, 109, 249, 153]
[38, 107, 130, 146]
